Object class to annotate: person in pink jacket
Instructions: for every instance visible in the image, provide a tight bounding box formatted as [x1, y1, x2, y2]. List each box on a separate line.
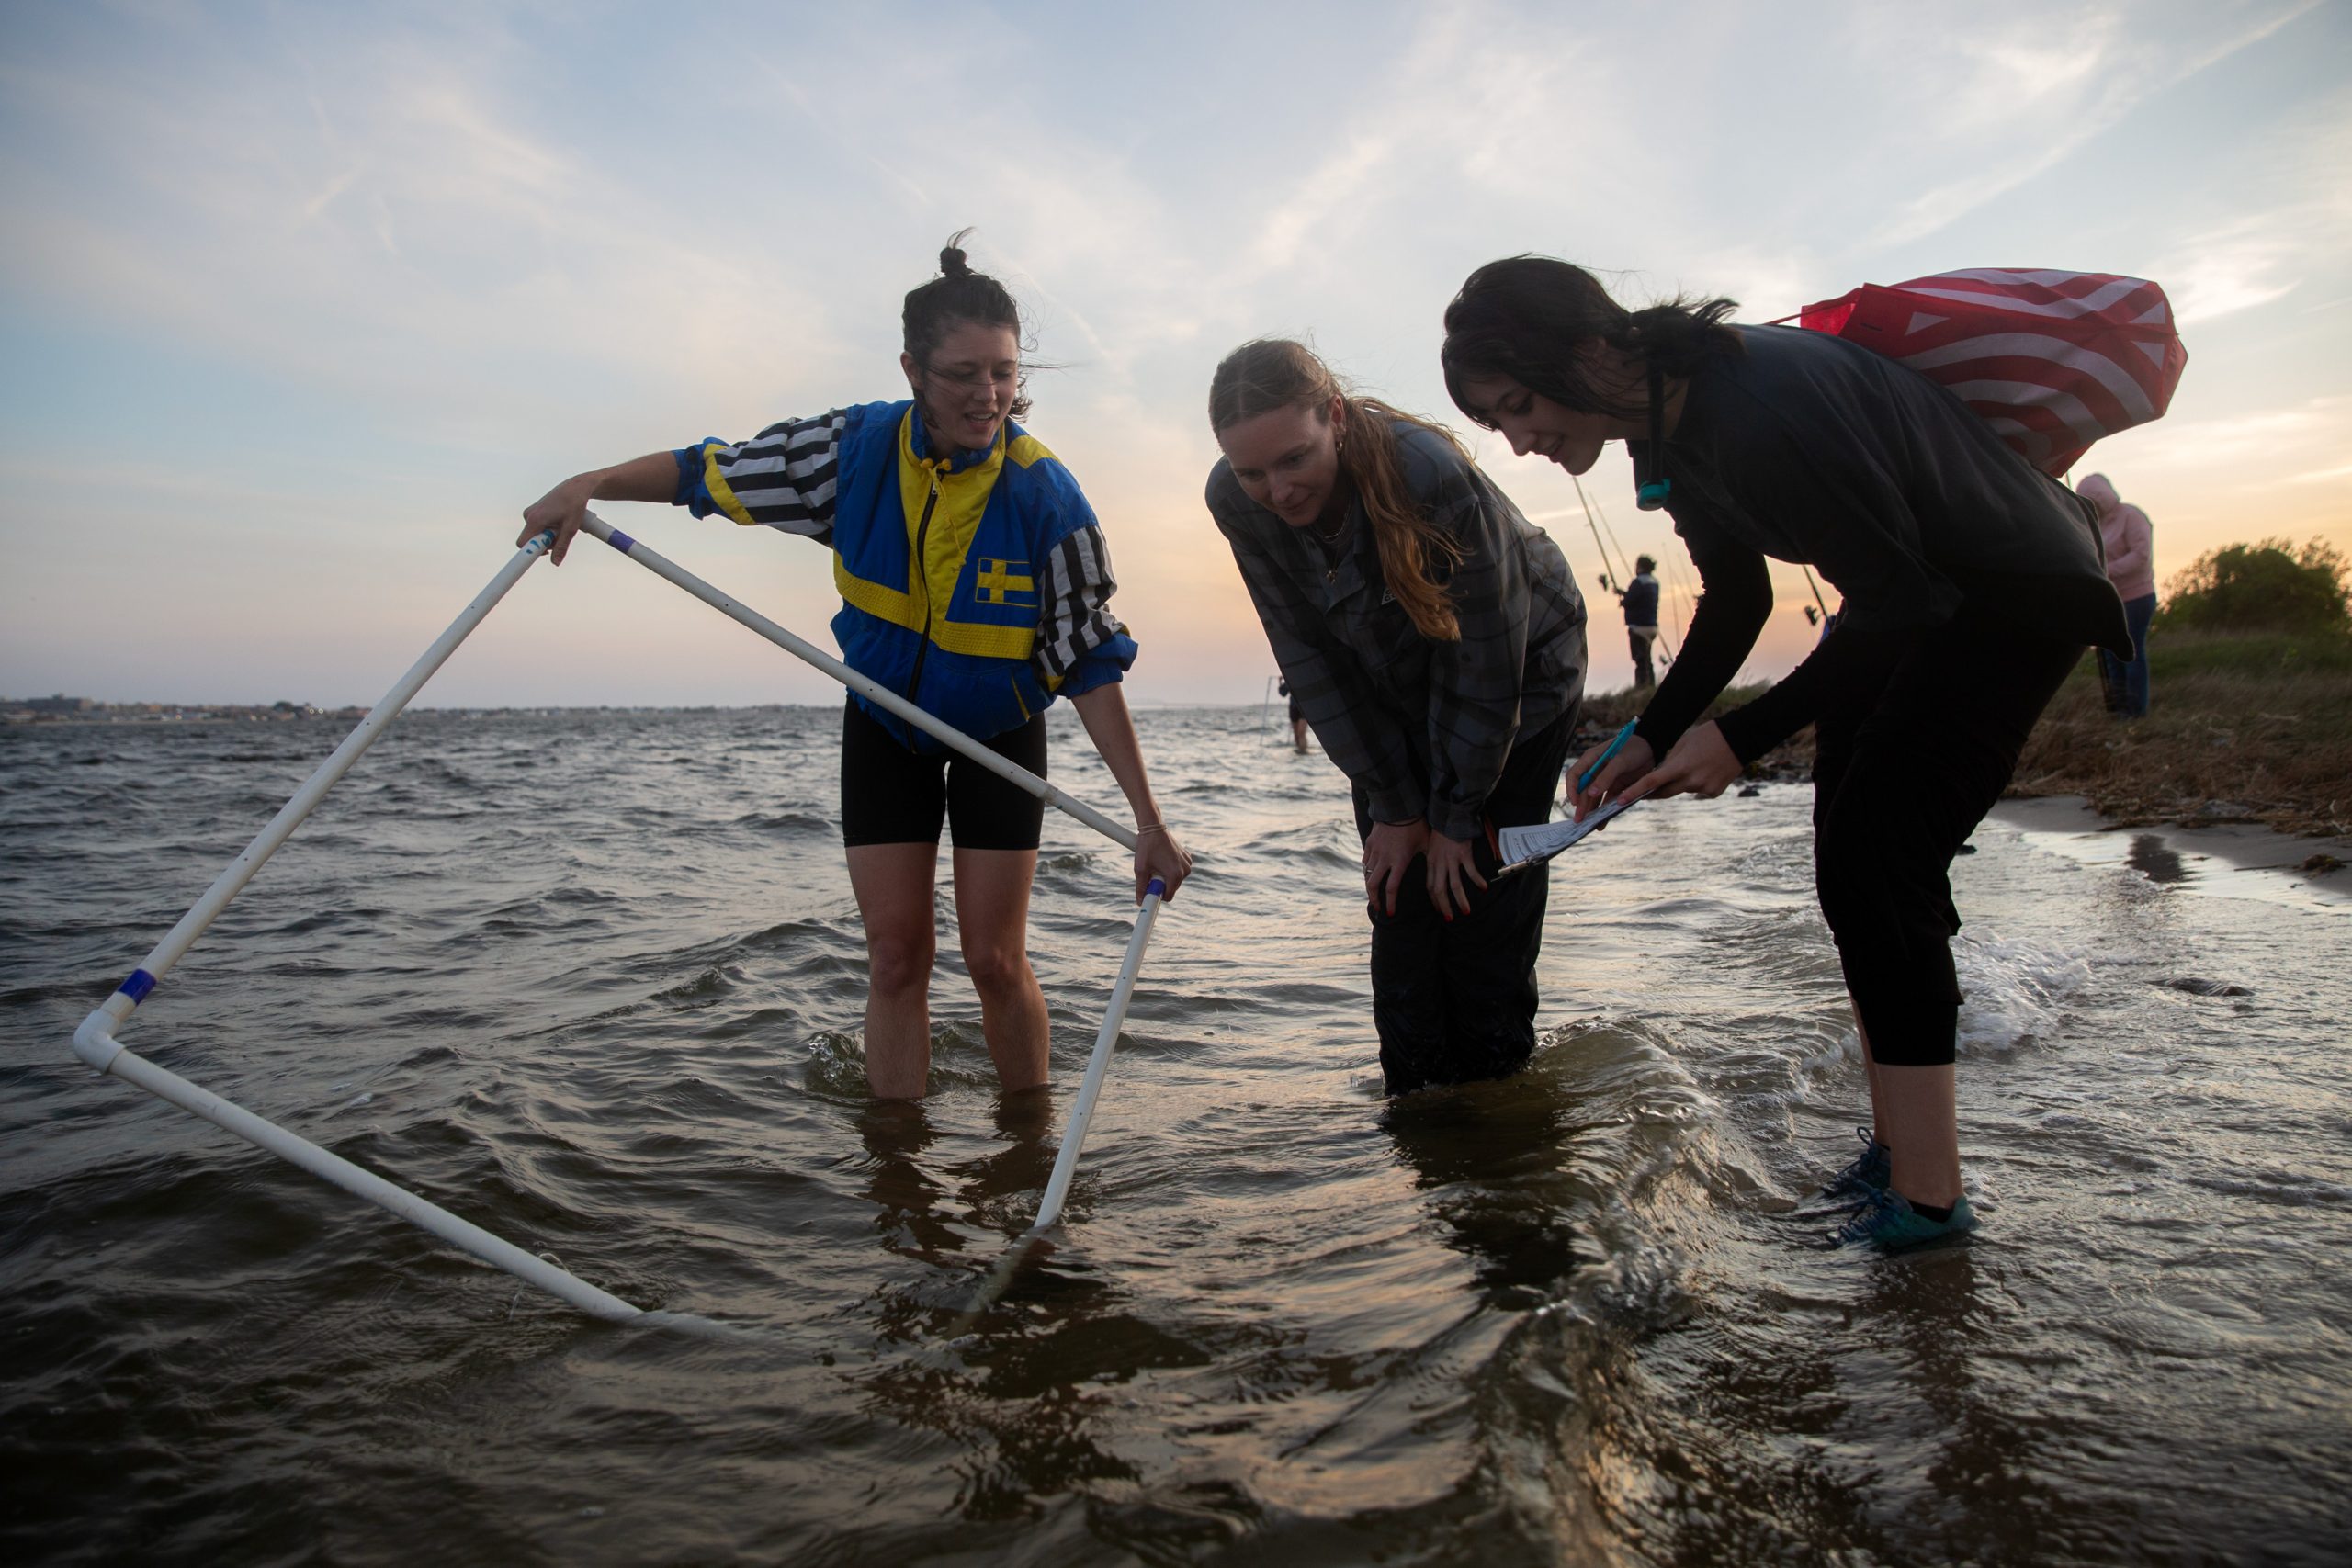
[2080, 473, 2155, 717]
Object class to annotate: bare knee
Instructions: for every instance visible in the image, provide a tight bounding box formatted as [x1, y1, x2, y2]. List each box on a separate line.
[866, 931, 935, 996]
[961, 940, 1034, 996]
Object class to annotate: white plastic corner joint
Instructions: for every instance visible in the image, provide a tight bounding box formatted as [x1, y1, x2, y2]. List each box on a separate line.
[74, 1002, 131, 1075]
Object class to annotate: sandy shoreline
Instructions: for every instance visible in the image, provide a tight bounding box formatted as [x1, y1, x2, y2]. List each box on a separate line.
[1989, 794, 2352, 911]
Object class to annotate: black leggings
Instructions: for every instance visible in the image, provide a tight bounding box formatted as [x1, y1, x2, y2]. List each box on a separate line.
[1811, 606, 2080, 1066]
[839, 698, 1047, 850]
[1351, 707, 1579, 1095]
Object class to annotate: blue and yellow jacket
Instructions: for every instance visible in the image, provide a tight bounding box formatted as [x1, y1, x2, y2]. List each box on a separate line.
[673, 400, 1136, 752]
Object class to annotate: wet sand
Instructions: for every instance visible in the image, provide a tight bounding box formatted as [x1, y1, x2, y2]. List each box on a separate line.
[1991, 794, 2352, 912]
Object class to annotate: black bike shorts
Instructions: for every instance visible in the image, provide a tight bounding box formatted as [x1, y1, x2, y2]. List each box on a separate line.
[839, 697, 1048, 851]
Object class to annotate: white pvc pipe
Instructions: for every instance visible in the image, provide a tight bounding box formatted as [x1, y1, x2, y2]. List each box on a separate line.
[75, 1021, 649, 1323]
[63, 533, 710, 1332]
[70, 518, 1163, 1337]
[580, 511, 1138, 852]
[78, 533, 560, 1057]
[1029, 883, 1165, 1234]
[940, 882, 1165, 1334]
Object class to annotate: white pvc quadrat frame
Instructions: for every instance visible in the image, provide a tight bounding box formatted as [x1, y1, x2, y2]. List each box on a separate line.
[70, 513, 1165, 1332]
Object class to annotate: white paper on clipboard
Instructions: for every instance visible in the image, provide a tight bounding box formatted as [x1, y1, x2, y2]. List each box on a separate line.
[1497, 797, 1637, 873]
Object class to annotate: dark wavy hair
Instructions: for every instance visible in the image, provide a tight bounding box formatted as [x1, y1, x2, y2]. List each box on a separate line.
[902, 227, 1032, 419]
[1441, 256, 1741, 426]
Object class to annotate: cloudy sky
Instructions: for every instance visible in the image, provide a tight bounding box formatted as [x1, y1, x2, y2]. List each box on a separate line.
[4, 0, 2346, 708]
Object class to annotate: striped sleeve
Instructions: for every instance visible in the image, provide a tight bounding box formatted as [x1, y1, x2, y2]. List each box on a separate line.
[1033, 524, 1136, 694]
[673, 410, 845, 542]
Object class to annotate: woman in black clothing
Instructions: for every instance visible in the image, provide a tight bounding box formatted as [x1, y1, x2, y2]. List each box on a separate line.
[1440, 256, 2132, 1248]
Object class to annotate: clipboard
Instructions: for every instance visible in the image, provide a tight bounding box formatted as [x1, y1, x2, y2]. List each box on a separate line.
[1493, 796, 1639, 876]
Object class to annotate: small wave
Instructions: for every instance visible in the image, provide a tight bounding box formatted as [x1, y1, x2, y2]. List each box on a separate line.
[734, 809, 832, 834]
[2183, 1171, 2351, 1207]
[653, 964, 739, 1003]
[1954, 931, 2090, 1055]
[799, 1029, 867, 1098]
[2163, 976, 2253, 998]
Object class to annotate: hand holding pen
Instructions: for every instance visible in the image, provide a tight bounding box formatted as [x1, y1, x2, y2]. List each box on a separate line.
[1566, 719, 1657, 821]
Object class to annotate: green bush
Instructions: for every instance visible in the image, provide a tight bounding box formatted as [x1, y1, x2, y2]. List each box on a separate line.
[2156, 536, 2350, 632]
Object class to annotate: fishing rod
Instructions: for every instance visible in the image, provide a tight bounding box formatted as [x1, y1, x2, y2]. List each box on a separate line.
[1573, 474, 1679, 665]
[1799, 564, 1832, 627]
[1570, 473, 1625, 594]
[1589, 477, 1641, 595]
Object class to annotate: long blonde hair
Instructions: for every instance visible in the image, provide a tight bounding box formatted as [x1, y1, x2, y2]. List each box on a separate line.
[1208, 339, 1466, 641]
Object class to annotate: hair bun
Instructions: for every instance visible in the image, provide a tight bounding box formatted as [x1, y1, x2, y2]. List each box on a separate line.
[939, 227, 976, 278]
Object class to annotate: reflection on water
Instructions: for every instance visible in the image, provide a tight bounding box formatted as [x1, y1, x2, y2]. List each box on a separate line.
[1382, 1074, 1592, 1310]
[5, 709, 2349, 1565]
[2126, 831, 2190, 884]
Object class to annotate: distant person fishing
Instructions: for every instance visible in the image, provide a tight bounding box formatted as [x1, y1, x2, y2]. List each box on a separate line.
[1442, 256, 2132, 1249]
[518, 233, 1192, 1101]
[1618, 553, 1662, 687]
[1206, 339, 1588, 1094]
[2078, 473, 2156, 718]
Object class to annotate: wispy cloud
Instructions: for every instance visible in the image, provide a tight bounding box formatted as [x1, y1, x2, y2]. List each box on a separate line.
[2155, 96, 2352, 325]
[1864, 0, 2319, 247]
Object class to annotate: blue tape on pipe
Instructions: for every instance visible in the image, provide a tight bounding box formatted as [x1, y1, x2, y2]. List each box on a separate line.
[605, 528, 637, 554]
[119, 968, 157, 1003]
[1146, 877, 1167, 898]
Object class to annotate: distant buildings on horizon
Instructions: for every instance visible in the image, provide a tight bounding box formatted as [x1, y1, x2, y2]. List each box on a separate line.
[0, 695, 856, 724]
[3, 694, 369, 725]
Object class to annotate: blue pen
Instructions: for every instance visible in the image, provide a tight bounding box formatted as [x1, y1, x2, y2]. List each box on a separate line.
[1577, 719, 1640, 794]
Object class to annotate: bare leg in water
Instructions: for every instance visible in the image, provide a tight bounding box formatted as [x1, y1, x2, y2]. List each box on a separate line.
[1854, 1013, 1962, 1209]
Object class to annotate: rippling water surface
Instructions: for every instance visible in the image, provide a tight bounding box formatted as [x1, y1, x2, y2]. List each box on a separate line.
[4, 707, 2347, 1565]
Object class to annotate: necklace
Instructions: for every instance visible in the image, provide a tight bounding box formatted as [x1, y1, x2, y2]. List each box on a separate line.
[1308, 513, 1351, 582]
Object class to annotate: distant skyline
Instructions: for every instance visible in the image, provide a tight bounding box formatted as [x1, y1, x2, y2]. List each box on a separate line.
[4, 0, 2346, 708]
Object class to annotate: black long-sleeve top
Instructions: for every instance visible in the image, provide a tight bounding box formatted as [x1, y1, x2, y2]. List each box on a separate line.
[1632, 325, 2132, 762]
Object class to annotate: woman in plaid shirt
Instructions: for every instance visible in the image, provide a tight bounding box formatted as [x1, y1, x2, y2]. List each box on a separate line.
[1207, 340, 1588, 1095]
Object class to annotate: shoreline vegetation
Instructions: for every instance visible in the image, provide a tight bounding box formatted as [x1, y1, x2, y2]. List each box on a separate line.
[1582, 625, 2352, 850]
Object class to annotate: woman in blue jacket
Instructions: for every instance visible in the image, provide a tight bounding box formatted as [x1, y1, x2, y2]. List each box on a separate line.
[519, 235, 1191, 1100]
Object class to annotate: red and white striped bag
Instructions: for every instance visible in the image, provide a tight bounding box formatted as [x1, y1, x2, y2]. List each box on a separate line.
[1795, 268, 2188, 476]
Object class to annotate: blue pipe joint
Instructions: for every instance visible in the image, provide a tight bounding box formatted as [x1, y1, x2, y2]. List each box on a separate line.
[1145, 877, 1167, 900]
[1635, 479, 1671, 511]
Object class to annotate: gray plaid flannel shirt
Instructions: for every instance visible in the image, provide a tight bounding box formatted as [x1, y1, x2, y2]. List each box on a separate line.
[1209, 421, 1587, 840]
